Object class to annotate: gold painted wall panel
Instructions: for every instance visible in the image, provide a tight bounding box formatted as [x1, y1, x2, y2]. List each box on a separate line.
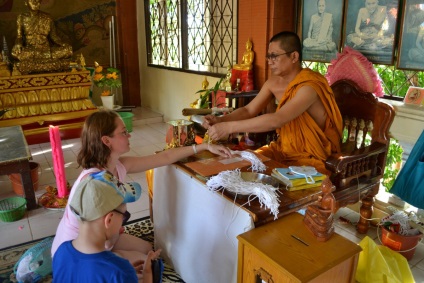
[0, 70, 96, 121]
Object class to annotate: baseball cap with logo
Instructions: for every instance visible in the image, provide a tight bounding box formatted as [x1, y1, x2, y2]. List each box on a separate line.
[70, 170, 142, 222]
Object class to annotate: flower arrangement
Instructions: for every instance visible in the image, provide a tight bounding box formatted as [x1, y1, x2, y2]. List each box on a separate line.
[92, 61, 122, 96]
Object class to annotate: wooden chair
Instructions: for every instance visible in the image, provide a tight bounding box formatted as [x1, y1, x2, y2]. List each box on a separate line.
[326, 79, 395, 233]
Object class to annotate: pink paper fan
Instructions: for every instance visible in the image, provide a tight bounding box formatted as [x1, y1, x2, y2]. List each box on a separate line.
[326, 46, 384, 97]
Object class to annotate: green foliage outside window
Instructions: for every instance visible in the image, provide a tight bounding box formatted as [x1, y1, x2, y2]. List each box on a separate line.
[303, 61, 424, 99]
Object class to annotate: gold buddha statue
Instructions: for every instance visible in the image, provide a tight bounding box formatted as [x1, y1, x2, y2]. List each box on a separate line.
[11, 0, 73, 74]
[221, 65, 233, 91]
[0, 52, 11, 77]
[233, 38, 254, 71]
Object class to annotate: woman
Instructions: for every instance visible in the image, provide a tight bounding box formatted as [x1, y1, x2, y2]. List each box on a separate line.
[51, 110, 232, 270]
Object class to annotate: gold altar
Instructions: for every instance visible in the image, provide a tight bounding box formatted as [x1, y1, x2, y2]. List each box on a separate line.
[0, 70, 97, 144]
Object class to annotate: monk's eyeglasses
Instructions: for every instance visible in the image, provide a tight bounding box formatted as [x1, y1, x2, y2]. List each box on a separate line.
[266, 51, 294, 62]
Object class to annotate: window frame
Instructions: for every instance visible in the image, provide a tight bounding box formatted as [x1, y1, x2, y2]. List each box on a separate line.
[144, 0, 238, 77]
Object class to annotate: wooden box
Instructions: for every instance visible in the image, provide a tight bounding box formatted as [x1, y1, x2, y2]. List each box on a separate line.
[237, 213, 361, 283]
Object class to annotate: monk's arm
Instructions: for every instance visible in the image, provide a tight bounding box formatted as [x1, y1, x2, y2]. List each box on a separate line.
[213, 81, 275, 123]
[354, 9, 365, 35]
[223, 86, 319, 134]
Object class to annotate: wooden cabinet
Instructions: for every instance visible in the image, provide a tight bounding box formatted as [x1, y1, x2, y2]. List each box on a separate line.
[237, 213, 361, 283]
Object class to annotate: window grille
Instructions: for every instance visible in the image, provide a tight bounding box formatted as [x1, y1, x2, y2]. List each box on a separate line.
[145, 0, 237, 75]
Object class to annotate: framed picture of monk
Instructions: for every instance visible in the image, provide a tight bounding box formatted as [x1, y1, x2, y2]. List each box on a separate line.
[299, 0, 345, 62]
[343, 0, 400, 65]
[397, 1, 424, 70]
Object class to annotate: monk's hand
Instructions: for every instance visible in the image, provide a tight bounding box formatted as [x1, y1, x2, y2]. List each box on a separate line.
[202, 115, 220, 129]
[207, 144, 233, 158]
[208, 122, 230, 141]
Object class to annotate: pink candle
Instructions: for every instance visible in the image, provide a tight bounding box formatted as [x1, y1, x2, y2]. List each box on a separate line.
[49, 125, 68, 198]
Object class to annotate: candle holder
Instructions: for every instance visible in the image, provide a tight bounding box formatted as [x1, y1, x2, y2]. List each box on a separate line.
[38, 184, 70, 210]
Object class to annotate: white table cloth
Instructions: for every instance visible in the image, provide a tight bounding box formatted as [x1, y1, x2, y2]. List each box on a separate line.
[153, 165, 254, 283]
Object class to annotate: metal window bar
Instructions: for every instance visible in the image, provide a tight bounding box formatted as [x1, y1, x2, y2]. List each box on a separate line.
[145, 0, 237, 75]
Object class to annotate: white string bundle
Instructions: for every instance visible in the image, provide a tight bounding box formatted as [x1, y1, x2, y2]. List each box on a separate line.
[381, 211, 421, 236]
[230, 150, 266, 172]
[206, 169, 280, 219]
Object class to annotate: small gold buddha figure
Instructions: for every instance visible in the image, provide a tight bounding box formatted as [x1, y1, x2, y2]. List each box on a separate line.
[190, 76, 209, 108]
[221, 65, 233, 91]
[79, 53, 86, 70]
[202, 76, 209, 90]
[0, 52, 11, 77]
[11, 0, 73, 74]
[233, 38, 254, 71]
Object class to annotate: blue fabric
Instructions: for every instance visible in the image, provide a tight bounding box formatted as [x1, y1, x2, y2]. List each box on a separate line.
[52, 241, 138, 283]
[390, 130, 424, 208]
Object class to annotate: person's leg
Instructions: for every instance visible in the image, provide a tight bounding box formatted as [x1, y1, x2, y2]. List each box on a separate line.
[113, 233, 153, 255]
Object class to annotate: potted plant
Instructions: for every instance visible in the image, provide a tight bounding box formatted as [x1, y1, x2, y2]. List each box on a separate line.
[383, 138, 404, 191]
[92, 62, 122, 109]
[194, 77, 224, 109]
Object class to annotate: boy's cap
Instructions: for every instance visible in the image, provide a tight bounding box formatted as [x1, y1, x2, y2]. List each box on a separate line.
[70, 170, 141, 222]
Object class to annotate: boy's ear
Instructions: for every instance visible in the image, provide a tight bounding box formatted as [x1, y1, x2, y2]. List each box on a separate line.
[104, 212, 114, 228]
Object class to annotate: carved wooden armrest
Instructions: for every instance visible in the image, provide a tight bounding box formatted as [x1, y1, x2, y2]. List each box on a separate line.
[326, 142, 386, 172]
[325, 142, 387, 188]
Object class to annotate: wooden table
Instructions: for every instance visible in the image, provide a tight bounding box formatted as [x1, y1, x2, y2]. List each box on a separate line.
[0, 126, 36, 209]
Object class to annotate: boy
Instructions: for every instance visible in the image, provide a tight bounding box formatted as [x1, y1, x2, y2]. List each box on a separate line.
[53, 170, 160, 282]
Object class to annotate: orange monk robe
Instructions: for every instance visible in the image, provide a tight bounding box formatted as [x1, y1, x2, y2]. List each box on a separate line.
[256, 68, 342, 174]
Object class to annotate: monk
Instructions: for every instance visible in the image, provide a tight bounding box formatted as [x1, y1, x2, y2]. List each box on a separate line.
[202, 31, 342, 174]
[303, 0, 336, 51]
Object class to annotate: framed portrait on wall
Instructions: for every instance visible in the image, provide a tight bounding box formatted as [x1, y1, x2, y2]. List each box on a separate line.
[342, 0, 400, 65]
[404, 86, 424, 105]
[397, 1, 424, 70]
[298, 0, 344, 62]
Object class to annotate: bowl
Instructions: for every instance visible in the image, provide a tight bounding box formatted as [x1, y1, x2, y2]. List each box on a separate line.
[240, 172, 280, 188]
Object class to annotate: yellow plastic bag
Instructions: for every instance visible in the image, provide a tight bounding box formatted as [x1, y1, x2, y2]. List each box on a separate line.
[356, 236, 414, 283]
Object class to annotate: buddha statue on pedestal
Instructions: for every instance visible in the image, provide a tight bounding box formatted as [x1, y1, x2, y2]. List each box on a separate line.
[231, 38, 255, 92]
[11, 0, 73, 74]
[233, 38, 254, 71]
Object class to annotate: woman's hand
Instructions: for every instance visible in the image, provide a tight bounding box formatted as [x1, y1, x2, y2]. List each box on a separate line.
[206, 143, 232, 158]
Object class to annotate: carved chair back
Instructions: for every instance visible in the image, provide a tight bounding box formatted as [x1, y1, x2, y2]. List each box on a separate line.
[326, 79, 395, 202]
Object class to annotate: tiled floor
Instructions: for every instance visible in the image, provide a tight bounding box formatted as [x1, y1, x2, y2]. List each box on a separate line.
[0, 107, 423, 282]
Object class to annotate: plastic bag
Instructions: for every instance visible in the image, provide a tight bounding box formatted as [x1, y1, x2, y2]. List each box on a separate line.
[355, 236, 414, 283]
[14, 237, 54, 283]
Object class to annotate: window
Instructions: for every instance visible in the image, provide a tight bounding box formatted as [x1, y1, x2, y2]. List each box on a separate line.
[145, 0, 237, 75]
[303, 61, 424, 101]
